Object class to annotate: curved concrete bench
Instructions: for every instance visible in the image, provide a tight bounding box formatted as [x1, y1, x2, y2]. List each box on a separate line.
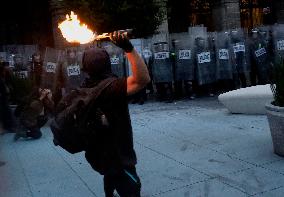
[218, 85, 273, 115]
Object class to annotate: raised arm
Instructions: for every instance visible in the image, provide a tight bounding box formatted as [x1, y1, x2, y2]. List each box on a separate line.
[110, 31, 150, 95]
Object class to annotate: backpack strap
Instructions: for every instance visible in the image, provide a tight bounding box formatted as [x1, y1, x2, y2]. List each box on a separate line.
[83, 77, 117, 119]
[88, 77, 117, 101]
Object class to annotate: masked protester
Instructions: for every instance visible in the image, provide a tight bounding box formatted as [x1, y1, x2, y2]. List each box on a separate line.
[81, 31, 150, 197]
[14, 88, 54, 140]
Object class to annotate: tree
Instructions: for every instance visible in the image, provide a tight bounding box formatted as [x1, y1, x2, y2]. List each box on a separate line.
[62, 0, 164, 38]
[0, 0, 53, 46]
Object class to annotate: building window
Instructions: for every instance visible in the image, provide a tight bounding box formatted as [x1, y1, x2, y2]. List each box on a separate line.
[167, 0, 213, 33]
[240, 0, 275, 29]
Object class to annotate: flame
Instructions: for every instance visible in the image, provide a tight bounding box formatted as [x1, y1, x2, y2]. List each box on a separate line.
[58, 11, 95, 44]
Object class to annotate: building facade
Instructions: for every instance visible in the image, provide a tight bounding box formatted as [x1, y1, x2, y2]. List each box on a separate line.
[168, 0, 284, 33]
[46, 0, 284, 48]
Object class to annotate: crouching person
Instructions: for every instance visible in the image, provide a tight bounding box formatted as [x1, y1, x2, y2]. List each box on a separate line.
[81, 31, 150, 197]
[14, 88, 54, 140]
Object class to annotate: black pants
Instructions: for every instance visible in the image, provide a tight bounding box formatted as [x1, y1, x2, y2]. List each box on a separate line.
[233, 72, 247, 88]
[155, 82, 173, 102]
[26, 127, 42, 139]
[21, 115, 47, 139]
[174, 81, 196, 99]
[104, 166, 141, 197]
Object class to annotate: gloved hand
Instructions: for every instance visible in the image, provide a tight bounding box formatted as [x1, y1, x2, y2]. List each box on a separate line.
[110, 31, 134, 53]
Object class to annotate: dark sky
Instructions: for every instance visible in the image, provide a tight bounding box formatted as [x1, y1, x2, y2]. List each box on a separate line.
[0, 0, 54, 46]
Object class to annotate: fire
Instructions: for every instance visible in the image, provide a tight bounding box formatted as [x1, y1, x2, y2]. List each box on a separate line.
[58, 11, 95, 44]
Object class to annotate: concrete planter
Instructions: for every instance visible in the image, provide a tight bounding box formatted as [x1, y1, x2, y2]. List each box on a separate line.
[265, 103, 284, 156]
[218, 85, 273, 115]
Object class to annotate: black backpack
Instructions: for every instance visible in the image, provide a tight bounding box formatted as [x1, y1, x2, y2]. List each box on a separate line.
[50, 77, 116, 154]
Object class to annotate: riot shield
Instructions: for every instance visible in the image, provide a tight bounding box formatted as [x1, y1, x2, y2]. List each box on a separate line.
[23, 45, 38, 65]
[5, 45, 25, 69]
[142, 39, 153, 66]
[0, 52, 7, 63]
[58, 47, 86, 94]
[272, 24, 284, 63]
[258, 26, 274, 61]
[126, 39, 144, 76]
[7, 46, 33, 102]
[172, 33, 195, 81]
[188, 26, 207, 39]
[141, 38, 154, 93]
[215, 31, 233, 80]
[13, 54, 29, 79]
[152, 42, 173, 83]
[208, 32, 217, 78]
[249, 29, 271, 84]
[42, 47, 62, 91]
[102, 42, 125, 77]
[151, 33, 169, 44]
[258, 26, 270, 45]
[193, 33, 216, 86]
[229, 28, 251, 74]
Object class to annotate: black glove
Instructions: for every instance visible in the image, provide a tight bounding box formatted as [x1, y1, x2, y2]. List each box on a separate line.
[110, 31, 134, 53]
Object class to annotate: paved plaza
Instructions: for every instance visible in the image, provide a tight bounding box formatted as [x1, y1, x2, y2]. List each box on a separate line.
[1, 98, 284, 197]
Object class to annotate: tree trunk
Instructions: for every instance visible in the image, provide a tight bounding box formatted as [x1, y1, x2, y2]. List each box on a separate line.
[49, 0, 68, 49]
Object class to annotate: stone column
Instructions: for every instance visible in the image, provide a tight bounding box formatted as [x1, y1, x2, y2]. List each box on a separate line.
[212, 0, 241, 31]
[49, 0, 69, 49]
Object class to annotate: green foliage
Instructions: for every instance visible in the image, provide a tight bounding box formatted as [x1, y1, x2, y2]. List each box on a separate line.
[271, 58, 284, 107]
[63, 0, 164, 38]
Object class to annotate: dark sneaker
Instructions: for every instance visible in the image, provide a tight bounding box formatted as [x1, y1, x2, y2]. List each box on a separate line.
[14, 132, 27, 141]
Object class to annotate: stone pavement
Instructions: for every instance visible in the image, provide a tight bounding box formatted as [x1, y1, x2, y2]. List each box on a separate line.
[1, 98, 284, 197]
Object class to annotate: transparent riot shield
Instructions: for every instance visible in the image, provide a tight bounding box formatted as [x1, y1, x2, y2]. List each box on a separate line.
[152, 42, 173, 83]
[58, 47, 86, 95]
[173, 33, 195, 81]
[42, 47, 62, 92]
[208, 32, 217, 79]
[249, 29, 271, 84]
[5, 45, 25, 69]
[193, 33, 216, 86]
[188, 26, 207, 39]
[142, 38, 154, 93]
[0, 52, 7, 63]
[215, 31, 233, 80]
[13, 54, 29, 79]
[229, 28, 251, 74]
[273, 24, 284, 63]
[142, 39, 153, 66]
[258, 26, 274, 61]
[102, 42, 125, 77]
[23, 45, 38, 65]
[258, 26, 270, 45]
[126, 39, 144, 76]
[151, 33, 169, 44]
[7, 46, 33, 102]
